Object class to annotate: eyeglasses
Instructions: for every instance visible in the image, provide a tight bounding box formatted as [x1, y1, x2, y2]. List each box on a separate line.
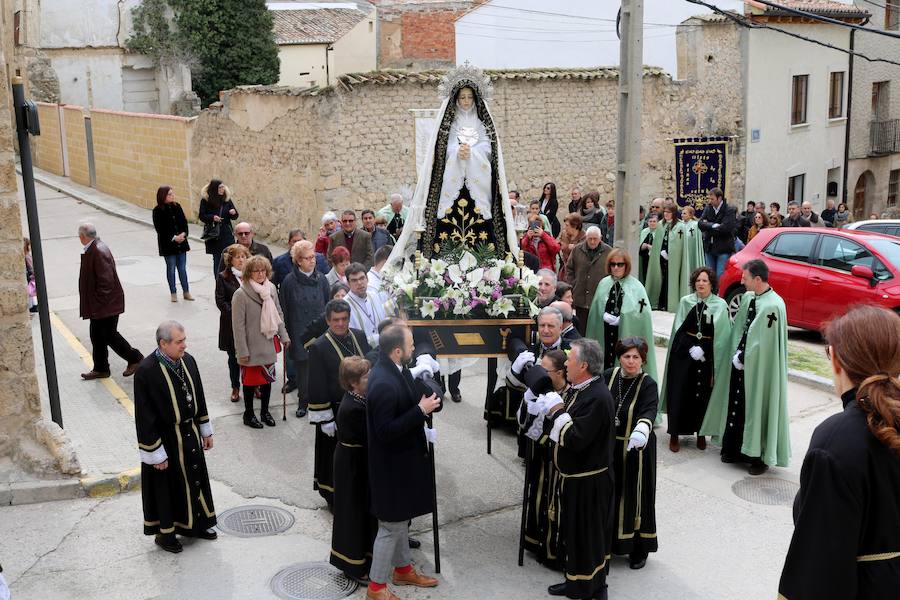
[609, 262, 626, 267]
[236, 232, 252, 236]
[251, 269, 267, 274]
[298, 255, 316, 261]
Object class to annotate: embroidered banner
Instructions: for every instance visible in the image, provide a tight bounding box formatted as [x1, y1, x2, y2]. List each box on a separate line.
[674, 137, 731, 210]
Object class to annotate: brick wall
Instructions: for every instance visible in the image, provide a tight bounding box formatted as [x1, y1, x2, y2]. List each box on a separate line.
[31, 102, 64, 176]
[400, 10, 463, 61]
[90, 109, 194, 213]
[62, 106, 89, 186]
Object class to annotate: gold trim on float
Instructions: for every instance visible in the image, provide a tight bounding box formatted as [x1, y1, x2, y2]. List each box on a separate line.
[330, 548, 368, 565]
[857, 552, 900, 562]
[407, 319, 534, 326]
[453, 332, 486, 345]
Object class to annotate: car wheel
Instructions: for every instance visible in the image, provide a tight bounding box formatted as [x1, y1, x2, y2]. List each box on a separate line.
[725, 285, 746, 320]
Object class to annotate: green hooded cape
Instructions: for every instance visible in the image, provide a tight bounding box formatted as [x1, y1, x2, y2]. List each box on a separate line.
[638, 227, 655, 283]
[644, 220, 686, 310]
[700, 289, 791, 467]
[585, 275, 658, 381]
[682, 219, 706, 277]
[659, 293, 732, 413]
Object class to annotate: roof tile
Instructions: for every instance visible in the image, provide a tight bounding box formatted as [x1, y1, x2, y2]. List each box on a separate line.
[272, 7, 369, 45]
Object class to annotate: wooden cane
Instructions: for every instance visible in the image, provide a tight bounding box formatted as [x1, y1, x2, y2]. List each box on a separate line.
[518, 438, 532, 567]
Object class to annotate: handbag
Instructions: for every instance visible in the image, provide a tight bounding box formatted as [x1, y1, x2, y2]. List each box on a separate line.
[200, 203, 225, 241]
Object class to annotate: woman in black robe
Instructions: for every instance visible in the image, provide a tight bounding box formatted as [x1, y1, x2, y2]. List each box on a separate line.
[605, 337, 658, 570]
[330, 356, 377, 583]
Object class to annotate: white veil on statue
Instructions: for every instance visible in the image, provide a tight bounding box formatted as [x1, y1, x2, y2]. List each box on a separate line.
[387, 63, 520, 267]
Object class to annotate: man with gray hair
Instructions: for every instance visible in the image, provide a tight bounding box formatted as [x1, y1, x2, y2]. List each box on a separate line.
[536, 269, 558, 308]
[527, 337, 614, 599]
[134, 320, 217, 554]
[316, 211, 340, 254]
[77, 223, 143, 380]
[566, 225, 612, 335]
[781, 202, 810, 228]
[550, 300, 581, 344]
[376, 193, 409, 238]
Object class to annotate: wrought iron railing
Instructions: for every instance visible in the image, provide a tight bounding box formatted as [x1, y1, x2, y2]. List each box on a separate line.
[870, 119, 900, 155]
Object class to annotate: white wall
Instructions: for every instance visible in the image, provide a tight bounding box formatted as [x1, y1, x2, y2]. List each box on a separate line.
[39, 0, 141, 48]
[744, 23, 851, 211]
[50, 52, 126, 110]
[455, 0, 744, 77]
[277, 43, 330, 87]
[332, 8, 377, 77]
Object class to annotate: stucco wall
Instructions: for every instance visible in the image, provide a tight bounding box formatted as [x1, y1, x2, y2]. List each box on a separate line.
[332, 9, 378, 77]
[31, 101, 64, 176]
[62, 105, 90, 186]
[277, 44, 330, 88]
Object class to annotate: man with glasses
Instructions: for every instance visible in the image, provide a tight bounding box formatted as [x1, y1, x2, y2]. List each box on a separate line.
[280, 240, 330, 418]
[328, 210, 374, 269]
[234, 222, 273, 263]
[566, 226, 612, 336]
[345, 263, 390, 348]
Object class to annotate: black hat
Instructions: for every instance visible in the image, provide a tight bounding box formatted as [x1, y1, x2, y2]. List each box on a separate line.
[524, 364, 554, 396]
[507, 337, 529, 362]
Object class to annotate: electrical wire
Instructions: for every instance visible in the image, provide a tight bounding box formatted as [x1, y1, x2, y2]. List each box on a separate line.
[859, 0, 900, 10]
[464, 3, 705, 28]
[751, 0, 900, 39]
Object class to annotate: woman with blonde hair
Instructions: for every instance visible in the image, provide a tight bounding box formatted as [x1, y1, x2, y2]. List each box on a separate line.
[779, 305, 900, 599]
[746, 211, 767, 241]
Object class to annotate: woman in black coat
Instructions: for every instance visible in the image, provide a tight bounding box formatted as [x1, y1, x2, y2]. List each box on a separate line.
[214, 244, 250, 402]
[539, 181, 561, 238]
[198, 179, 239, 276]
[151, 186, 192, 302]
[779, 305, 900, 600]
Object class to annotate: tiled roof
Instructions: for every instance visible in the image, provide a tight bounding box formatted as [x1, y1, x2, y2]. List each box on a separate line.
[272, 7, 369, 45]
[753, 0, 869, 18]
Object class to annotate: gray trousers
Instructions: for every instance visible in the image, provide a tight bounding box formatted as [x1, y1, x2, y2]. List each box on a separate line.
[370, 520, 412, 584]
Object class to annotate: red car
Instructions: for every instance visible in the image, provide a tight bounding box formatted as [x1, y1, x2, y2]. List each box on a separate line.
[718, 228, 900, 331]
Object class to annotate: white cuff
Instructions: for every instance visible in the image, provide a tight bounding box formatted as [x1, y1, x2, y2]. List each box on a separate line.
[308, 408, 334, 424]
[633, 421, 651, 437]
[139, 445, 168, 465]
[506, 371, 525, 390]
[199, 422, 214, 438]
[549, 413, 573, 443]
[424, 426, 437, 444]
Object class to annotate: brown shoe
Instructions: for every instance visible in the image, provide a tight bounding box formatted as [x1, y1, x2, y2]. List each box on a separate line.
[392, 567, 438, 588]
[669, 436, 680, 453]
[183, 292, 195, 301]
[81, 370, 111, 380]
[696, 435, 707, 450]
[123, 356, 144, 377]
[230, 388, 240, 402]
[365, 588, 400, 600]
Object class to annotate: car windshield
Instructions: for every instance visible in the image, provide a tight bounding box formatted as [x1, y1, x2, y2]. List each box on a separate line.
[869, 239, 900, 268]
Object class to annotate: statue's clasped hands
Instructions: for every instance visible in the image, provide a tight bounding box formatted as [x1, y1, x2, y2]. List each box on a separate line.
[458, 144, 471, 161]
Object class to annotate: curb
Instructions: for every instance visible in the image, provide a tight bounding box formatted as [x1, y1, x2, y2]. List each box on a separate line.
[1, 467, 140, 506]
[80, 467, 142, 498]
[651, 331, 834, 393]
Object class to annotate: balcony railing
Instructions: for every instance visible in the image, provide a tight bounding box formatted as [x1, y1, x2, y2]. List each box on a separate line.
[870, 119, 900, 156]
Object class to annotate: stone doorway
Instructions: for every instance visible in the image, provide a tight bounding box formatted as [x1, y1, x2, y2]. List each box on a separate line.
[853, 170, 875, 221]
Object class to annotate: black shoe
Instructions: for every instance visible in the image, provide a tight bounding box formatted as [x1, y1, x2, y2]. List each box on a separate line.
[154, 534, 183, 553]
[592, 586, 609, 600]
[548, 582, 567, 596]
[243, 415, 263, 429]
[720, 453, 740, 464]
[29, 305, 38, 313]
[344, 572, 369, 585]
[748, 461, 769, 476]
[295, 407, 307, 419]
[450, 392, 462, 403]
[282, 381, 297, 394]
[196, 528, 218, 540]
[261, 412, 276, 427]
[629, 556, 647, 570]
[408, 537, 421, 549]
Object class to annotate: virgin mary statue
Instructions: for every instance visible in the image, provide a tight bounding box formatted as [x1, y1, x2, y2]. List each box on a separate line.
[388, 63, 519, 264]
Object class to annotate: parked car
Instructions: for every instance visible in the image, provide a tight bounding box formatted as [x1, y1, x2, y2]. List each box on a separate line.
[718, 228, 900, 331]
[844, 219, 900, 238]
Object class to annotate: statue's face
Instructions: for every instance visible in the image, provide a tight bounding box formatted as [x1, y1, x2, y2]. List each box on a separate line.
[457, 87, 475, 110]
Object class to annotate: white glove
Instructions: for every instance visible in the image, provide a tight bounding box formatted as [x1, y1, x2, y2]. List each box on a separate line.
[409, 363, 435, 380]
[603, 312, 620, 327]
[523, 389, 541, 415]
[536, 391, 563, 414]
[320, 421, 337, 437]
[627, 422, 650, 451]
[688, 346, 706, 362]
[732, 352, 744, 371]
[424, 426, 437, 444]
[660, 249, 669, 260]
[712, 223, 721, 229]
[415, 354, 440, 374]
[512, 351, 536, 373]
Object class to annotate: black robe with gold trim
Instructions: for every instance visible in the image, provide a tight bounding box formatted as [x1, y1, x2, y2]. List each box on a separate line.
[308, 329, 371, 504]
[135, 352, 216, 536]
[330, 392, 377, 578]
[606, 368, 659, 559]
[538, 377, 615, 599]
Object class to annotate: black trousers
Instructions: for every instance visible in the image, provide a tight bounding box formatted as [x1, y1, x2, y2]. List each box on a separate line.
[444, 371, 461, 394]
[292, 358, 310, 409]
[89, 315, 142, 373]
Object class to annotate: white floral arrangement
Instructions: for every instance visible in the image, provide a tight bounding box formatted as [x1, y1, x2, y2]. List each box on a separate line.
[382, 251, 540, 320]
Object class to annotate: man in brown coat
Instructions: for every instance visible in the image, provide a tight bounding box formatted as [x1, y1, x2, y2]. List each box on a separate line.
[565, 226, 612, 336]
[328, 210, 373, 268]
[78, 223, 143, 380]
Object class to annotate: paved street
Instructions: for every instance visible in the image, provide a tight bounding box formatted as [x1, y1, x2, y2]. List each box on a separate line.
[1, 177, 843, 599]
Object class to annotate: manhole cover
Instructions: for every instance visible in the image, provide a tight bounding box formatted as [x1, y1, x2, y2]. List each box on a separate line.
[216, 505, 295, 537]
[271, 562, 358, 600]
[732, 477, 799, 506]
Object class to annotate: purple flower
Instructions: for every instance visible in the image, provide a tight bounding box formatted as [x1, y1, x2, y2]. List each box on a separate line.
[491, 290, 502, 300]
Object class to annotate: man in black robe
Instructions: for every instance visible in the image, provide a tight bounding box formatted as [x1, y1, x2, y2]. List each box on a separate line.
[135, 321, 216, 554]
[308, 300, 371, 505]
[529, 338, 614, 600]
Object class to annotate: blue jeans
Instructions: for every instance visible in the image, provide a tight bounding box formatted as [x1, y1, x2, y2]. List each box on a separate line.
[164, 253, 189, 294]
[705, 252, 732, 277]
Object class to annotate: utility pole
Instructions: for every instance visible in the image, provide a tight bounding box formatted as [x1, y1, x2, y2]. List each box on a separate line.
[615, 0, 644, 261]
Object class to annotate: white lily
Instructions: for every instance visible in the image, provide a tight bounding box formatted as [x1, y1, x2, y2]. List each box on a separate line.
[453, 302, 473, 316]
[420, 300, 439, 319]
[447, 264, 464, 285]
[459, 251, 477, 272]
[520, 271, 539, 292]
[483, 266, 501, 283]
[430, 259, 448, 276]
[400, 283, 417, 300]
[528, 300, 540, 317]
[491, 296, 515, 317]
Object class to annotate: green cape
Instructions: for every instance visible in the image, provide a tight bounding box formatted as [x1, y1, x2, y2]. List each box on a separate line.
[644, 220, 686, 310]
[659, 293, 732, 413]
[638, 227, 655, 282]
[682, 219, 705, 277]
[585, 275, 658, 381]
[700, 289, 791, 467]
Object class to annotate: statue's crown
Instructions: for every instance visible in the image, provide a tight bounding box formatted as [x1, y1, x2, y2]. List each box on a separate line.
[438, 61, 493, 102]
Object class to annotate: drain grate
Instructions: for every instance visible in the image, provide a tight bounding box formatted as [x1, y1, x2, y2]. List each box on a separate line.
[216, 505, 295, 537]
[271, 562, 358, 600]
[732, 477, 799, 506]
